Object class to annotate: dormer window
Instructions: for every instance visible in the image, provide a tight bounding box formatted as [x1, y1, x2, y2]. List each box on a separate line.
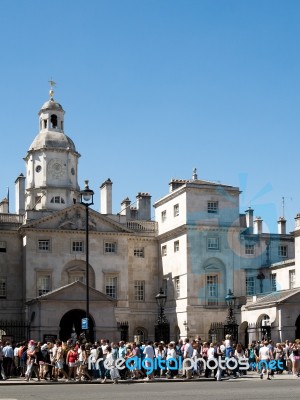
[50, 114, 57, 128]
[50, 196, 65, 204]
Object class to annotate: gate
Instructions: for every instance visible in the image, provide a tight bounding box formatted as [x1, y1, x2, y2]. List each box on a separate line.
[0, 320, 29, 343]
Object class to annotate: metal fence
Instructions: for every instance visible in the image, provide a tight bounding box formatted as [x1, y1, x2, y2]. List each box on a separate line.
[0, 320, 29, 343]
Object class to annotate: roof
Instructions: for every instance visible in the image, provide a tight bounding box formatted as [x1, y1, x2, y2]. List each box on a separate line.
[40, 99, 64, 112]
[245, 287, 300, 309]
[26, 280, 114, 303]
[29, 131, 76, 152]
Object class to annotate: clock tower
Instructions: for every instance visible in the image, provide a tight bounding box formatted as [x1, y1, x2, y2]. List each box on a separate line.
[24, 83, 81, 212]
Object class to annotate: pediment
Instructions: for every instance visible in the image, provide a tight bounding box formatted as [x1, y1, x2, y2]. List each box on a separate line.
[21, 204, 131, 233]
[28, 281, 114, 303]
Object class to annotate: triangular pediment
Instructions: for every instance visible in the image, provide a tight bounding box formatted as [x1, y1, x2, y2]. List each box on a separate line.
[21, 204, 132, 233]
[27, 281, 114, 303]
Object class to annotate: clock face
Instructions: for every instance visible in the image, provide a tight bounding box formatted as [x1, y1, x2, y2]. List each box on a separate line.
[47, 159, 66, 179]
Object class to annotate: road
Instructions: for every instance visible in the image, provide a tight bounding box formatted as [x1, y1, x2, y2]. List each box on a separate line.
[0, 379, 299, 400]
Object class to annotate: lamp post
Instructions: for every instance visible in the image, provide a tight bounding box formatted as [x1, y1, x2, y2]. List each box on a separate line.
[80, 180, 94, 341]
[154, 288, 170, 343]
[224, 289, 238, 342]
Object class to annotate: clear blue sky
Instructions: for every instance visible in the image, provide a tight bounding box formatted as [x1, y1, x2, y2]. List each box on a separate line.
[1, 0, 299, 232]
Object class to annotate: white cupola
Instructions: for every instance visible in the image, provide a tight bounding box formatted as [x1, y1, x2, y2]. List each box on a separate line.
[24, 82, 81, 214]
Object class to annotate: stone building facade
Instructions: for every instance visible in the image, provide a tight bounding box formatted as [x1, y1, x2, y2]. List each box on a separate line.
[0, 88, 299, 343]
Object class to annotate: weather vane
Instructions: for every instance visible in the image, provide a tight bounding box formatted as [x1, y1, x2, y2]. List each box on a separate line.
[48, 79, 56, 100]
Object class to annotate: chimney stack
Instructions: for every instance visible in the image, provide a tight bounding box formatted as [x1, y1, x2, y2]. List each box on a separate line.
[254, 216, 263, 234]
[0, 198, 9, 213]
[120, 197, 131, 219]
[136, 192, 151, 220]
[278, 217, 286, 234]
[245, 207, 254, 232]
[100, 178, 112, 214]
[15, 173, 26, 214]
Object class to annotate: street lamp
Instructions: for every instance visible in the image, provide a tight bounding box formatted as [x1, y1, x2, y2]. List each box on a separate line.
[80, 180, 94, 341]
[224, 289, 238, 342]
[154, 288, 170, 342]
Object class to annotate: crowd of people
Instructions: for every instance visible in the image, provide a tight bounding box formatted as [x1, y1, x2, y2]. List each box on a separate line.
[0, 335, 299, 383]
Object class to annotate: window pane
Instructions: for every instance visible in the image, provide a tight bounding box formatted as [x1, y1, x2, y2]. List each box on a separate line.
[174, 241, 179, 252]
[208, 202, 218, 213]
[37, 275, 50, 296]
[134, 248, 144, 258]
[105, 242, 116, 253]
[72, 241, 84, 252]
[245, 244, 255, 255]
[207, 275, 218, 305]
[246, 276, 255, 295]
[134, 280, 145, 301]
[271, 274, 277, 291]
[105, 276, 117, 298]
[289, 270, 295, 289]
[207, 237, 219, 250]
[173, 204, 179, 217]
[38, 240, 50, 251]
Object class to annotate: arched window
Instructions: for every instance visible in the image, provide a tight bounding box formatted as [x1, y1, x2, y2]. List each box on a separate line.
[50, 114, 57, 128]
[50, 196, 65, 204]
[133, 328, 147, 343]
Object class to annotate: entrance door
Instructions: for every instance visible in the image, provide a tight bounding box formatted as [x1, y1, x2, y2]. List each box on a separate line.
[59, 309, 94, 342]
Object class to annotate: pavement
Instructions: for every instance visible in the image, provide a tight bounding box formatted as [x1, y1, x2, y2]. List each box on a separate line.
[0, 371, 299, 385]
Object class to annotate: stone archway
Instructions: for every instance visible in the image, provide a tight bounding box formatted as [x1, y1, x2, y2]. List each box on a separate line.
[296, 314, 300, 340]
[59, 309, 95, 342]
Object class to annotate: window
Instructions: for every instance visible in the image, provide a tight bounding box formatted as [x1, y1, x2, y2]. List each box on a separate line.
[245, 244, 255, 255]
[50, 196, 65, 204]
[207, 275, 218, 305]
[37, 275, 51, 296]
[271, 273, 277, 291]
[69, 272, 85, 284]
[105, 276, 118, 299]
[246, 275, 255, 295]
[174, 240, 179, 252]
[289, 270, 296, 289]
[162, 245, 167, 256]
[50, 114, 57, 128]
[134, 248, 144, 258]
[0, 241, 7, 253]
[0, 277, 7, 298]
[173, 204, 179, 217]
[72, 241, 84, 253]
[278, 245, 288, 257]
[174, 276, 180, 299]
[207, 237, 219, 250]
[38, 240, 50, 252]
[208, 201, 218, 213]
[105, 242, 116, 254]
[134, 280, 145, 301]
[161, 210, 167, 223]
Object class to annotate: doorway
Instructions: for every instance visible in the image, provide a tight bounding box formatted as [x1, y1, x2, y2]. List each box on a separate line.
[59, 309, 94, 342]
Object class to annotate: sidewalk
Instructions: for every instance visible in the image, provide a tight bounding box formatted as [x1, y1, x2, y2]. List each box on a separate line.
[0, 371, 299, 385]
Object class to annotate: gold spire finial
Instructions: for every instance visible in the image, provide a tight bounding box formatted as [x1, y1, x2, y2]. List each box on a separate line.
[48, 79, 56, 100]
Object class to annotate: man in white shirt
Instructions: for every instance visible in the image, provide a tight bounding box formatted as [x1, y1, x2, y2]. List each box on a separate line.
[259, 340, 273, 380]
[143, 341, 154, 380]
[183, 338, 193, 379]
